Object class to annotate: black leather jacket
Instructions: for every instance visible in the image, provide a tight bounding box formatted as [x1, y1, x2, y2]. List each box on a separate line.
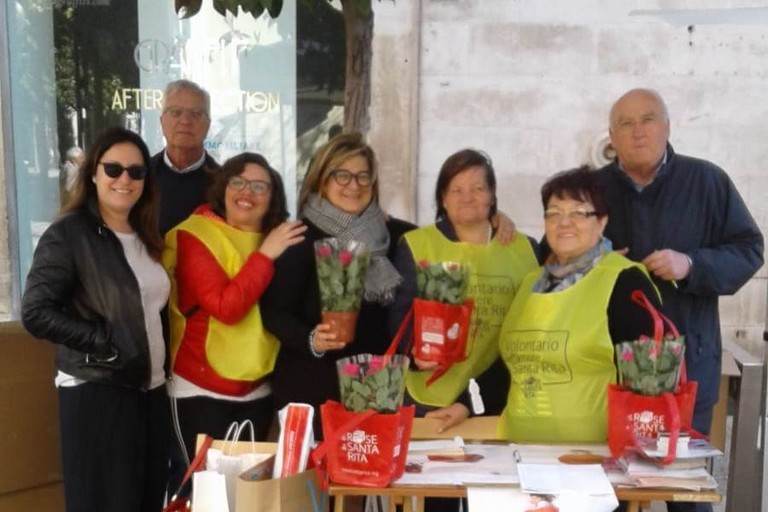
[22, 201, 153, 390]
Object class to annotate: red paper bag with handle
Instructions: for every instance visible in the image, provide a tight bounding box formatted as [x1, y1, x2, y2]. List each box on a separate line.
[313, 401, 414, 488]
[607, 291, 698, 463]
[412, 297, 474, 366]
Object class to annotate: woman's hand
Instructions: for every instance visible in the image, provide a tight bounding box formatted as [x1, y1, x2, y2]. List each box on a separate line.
[311, 323, 347, 354]
[491, 211, 517, 245]
[259, 221, 307, 260]
[425, 403, 470, 433]
[413, 356, 440, 371]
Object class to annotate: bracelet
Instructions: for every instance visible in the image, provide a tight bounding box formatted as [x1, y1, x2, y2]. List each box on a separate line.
[684, 254, 694, 276]
[308, 328, 325, 359]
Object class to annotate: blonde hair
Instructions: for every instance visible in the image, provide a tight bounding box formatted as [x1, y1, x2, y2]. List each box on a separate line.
[297, 132, 380, 212]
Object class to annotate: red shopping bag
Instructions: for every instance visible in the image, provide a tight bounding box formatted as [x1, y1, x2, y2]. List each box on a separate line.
[412, 297, 474, 366]
[313, 401, 415, 488]
[607, 291, 698, 463]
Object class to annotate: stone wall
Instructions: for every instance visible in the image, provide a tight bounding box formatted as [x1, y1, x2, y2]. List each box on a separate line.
[372, 0, 767, 355]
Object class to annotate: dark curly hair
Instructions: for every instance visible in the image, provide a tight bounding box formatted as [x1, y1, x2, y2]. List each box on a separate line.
[207, 152, 289, 233]
[540, 165, 609, 218]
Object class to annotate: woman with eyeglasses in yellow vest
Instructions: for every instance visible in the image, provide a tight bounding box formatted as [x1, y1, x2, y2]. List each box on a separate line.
[163, 153, 306, 492]
[390, 149, 539, 420]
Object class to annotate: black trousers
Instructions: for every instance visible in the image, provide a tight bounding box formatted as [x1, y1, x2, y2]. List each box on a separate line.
[58, 382, 170, 512]
[167, 393, 274, 498]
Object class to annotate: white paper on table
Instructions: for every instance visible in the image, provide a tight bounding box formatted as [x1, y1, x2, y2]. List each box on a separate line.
[467, 487, 618, 512]
[511, 443, 612, 464]
[395, 443, 519, 486]
[408, 437, 465, 453]
[517, 463, 615, 496]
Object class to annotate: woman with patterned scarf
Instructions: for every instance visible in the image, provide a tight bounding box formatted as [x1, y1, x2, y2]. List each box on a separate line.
[260, 133, 416, 435]
[496, 166, 665, 443]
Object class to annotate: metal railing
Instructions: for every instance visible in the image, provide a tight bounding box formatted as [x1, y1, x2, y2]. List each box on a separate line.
[724, 339, 765, 512]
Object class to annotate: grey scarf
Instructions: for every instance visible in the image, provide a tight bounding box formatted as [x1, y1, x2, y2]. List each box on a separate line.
[533, 237, 613, 293]
[302, 194, 403, 304]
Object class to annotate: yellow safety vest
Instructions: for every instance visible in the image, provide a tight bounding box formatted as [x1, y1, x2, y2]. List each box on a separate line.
[498, 252, 645, 442]
[403, 225, 539, 406]
[164, 213, 278, 385]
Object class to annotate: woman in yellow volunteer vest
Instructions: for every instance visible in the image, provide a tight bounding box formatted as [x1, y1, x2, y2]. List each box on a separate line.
[390, 149, 539, 416]
[496, 166, 662, 442]
[163, 153, 306, 477]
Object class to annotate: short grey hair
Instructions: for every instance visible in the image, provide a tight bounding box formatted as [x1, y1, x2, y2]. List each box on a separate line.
[609, 88, 669, 128]
[163, 79, 211, 118]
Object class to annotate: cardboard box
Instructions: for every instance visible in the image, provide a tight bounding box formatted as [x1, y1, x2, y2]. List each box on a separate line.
[0, 482, 64, 512]
[0, 322, 63, 499]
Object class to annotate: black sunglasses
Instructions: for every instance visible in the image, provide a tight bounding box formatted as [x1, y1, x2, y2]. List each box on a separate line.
[100, 162, 148, 181]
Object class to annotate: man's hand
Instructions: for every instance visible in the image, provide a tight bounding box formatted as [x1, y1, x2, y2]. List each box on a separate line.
[642, 249, 692, 281]
[424, 403, 470, 433]
[491, 211, 517, 245]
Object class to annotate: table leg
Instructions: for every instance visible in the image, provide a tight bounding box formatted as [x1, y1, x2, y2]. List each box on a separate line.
[334, 495, 345, 512]
[626, 501, 640, 512]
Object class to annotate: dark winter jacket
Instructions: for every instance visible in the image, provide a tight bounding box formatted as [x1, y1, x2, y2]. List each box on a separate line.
[595, 144, 764, 411]
[22, 201, 154, 390]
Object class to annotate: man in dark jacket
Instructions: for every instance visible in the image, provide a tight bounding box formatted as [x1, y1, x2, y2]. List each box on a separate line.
[596, 88, 763, 512]
[153, 79, 219, 234]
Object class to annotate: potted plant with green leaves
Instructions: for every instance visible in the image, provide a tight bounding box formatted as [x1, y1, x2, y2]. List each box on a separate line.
[314, 238, 371, 345]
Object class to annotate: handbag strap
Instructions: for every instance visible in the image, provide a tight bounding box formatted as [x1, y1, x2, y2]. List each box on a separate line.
[631, 290, 680, 338]
[630, 290, 688, 384]
[385, 307, 413, 358]
[163, 434, 214, 510]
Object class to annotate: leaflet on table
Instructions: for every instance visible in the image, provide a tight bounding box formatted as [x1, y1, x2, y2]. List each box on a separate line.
[395, 443, 519, 485]
[634, 436, 723, 459]
[517, 463, 615, 497]
[467, 486, 619, 512]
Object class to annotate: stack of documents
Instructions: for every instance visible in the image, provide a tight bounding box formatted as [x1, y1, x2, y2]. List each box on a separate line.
[620, 455, 717, 491]
[618, 438, 721, 490]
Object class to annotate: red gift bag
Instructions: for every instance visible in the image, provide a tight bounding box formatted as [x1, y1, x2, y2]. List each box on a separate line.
[412, 297, 474, 365]
[313, 401, 415, 488]
[607, 291, 698, 463]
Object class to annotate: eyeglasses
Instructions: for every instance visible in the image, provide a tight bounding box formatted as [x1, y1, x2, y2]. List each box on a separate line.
[100, 162, 147, 181]
[543, 208, 598, 222]
[228, 175, 271, 195]
[162, 107, 207, 121]
[329, 169, 374, 187]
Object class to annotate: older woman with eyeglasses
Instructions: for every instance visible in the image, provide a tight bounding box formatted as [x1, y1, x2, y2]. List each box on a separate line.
[498, 166, 666, 443]
[163, 152, 306, 482]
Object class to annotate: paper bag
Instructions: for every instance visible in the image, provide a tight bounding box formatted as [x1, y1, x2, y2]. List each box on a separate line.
[191, 471, 228, 512]
[194, 435, 328, 512]
[206, 421, 271, 511]
[236, 466, 328, 512]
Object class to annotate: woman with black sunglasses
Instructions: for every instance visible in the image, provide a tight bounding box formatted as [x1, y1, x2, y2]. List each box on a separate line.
[162, 152, 306, 497]
[22, 126, 170, 512]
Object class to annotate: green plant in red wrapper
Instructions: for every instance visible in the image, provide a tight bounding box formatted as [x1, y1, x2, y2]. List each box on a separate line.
[415, 260, 469, 305]
[412, 261, 474, 375]
[336, 354, 409, 413]
[616, 335, 686, 396]
[314, 238, 370, 344]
